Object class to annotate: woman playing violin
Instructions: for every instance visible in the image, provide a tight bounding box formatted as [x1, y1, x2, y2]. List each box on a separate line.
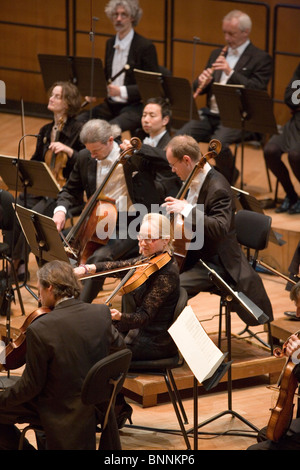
[75, 212, 180, 428]
[248, 282, 300, 450]
[75, 212, 180, 362]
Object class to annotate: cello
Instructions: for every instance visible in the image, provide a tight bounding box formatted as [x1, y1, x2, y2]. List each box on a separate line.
[171, 139, 222, 271]
[266, 331, 300, 442]
[63, 137, 142, 264]
[44, 117, 69, 188]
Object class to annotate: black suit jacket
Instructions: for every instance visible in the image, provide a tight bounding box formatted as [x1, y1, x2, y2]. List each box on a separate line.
[0, 299, 125, 450]
[196, 42, 272, 105]
[183, 167, 273, 324]
[105, 32, 159, 104]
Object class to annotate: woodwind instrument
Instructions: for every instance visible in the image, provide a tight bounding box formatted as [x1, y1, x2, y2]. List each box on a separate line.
[193, 45, 228, 99]
[108, 64, 130, 84]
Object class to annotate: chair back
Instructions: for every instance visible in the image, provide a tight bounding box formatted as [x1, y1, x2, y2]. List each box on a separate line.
[81, 349, 132, 430]
[173, 287, 188, 322]
[235, 210, 272, 266]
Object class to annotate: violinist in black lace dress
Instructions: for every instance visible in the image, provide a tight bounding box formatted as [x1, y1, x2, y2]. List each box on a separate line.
[75, 212, 179, 361]
[75, 212, 180, 427]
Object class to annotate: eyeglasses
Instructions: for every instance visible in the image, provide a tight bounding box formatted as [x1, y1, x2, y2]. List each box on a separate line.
[137, 236, 160, 243]
[169, 159, 181, 169]
[112, 12, 129, 19]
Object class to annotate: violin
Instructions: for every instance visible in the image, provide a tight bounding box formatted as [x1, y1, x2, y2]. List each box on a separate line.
[63, 137, 142, 264]
[105, 252, 171, 305]
[44, 117, 68, 188]
[79, 252, 171, 306]
[0, 307, 51, 371]
[266, 330, 300, 442]
[172, 139, 222, 271]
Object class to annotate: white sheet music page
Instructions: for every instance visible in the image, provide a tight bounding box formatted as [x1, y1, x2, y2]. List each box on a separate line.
[168, 305, 225, 383]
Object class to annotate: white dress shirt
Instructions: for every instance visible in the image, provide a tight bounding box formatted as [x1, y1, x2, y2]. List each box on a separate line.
[210, 40, 250, 114]
[111, 28, 134, 103]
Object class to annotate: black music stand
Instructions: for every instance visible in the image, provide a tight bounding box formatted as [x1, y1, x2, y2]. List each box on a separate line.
[134, 69, 199, 128]
[14, 205, 70, 268]
[189, 259, 268, 441]
[0, 156, 60, 296]
[38, 54, 107, 97]
[212, 84, 278, 191]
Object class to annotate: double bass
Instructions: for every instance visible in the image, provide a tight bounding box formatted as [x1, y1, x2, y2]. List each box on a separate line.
[171, 139, 222, 271]
[63, 137, 142, 264]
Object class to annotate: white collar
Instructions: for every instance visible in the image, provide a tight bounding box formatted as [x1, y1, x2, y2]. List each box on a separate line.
[228, 39, 250, 58]
[115, 28, 134, 50]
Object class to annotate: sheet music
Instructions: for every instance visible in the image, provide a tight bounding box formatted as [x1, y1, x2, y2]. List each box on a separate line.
[168, 306, 225, 384]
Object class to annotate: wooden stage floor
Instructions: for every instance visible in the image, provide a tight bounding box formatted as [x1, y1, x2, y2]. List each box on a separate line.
[1, 113, 300, 451]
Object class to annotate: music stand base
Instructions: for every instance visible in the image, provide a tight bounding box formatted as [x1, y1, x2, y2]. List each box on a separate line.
[190, 409, 259, 438]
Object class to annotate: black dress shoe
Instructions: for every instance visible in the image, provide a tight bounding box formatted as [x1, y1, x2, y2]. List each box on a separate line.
[116, 403, 133, 429]
[284, 311, 300, 320]
[275, 196, 296, 213]
[288, 199, 300, 214]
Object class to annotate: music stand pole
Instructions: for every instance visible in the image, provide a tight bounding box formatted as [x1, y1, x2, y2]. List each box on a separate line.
[188, 260, 265, 440]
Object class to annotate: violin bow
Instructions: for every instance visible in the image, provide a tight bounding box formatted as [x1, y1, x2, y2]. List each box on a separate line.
[104, 267, 137, 306]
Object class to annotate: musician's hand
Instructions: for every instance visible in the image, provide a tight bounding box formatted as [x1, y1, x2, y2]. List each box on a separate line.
[107, 84, 121, 97]
[285, 334, 300, 357]
[53, 211, 66, 232]
[111, 308, 122, 321]
[120, 139, 131, 151]
[49, 141, 73, 158]
[198, 68, 213, 86]
[212, 56, 231, 76]
[162, 197, 189, 214]
[84, 96, 97, 103]
[73, 264, 96, 277]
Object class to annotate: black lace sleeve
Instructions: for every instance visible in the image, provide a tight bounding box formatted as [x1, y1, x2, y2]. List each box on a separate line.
[94, 255, 144, 278]
[117, 259, 179, 332]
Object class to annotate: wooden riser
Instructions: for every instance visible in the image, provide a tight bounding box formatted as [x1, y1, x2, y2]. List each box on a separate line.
[123, 336, 286, 407]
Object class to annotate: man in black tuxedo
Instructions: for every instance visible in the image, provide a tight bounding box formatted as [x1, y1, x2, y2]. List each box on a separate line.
[79, 0, 159, 133]
[53, 119, 179, 303]
[176, 10, 272, 184]
[0, 260, 125, 450]
[163, 135, 273, 327]
[123, 97, 181, 201]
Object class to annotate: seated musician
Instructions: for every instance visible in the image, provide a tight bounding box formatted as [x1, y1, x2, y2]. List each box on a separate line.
[126, 97, 181, 200]
[162, 134, 273, 326]
[248, 282, 300, 450]
[75, 212, 180, 428]
[11, 81, 84, 280]
[53, 119, 179, 304]
[78, 0, 159, 133]
[0, 260, 125, 450]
